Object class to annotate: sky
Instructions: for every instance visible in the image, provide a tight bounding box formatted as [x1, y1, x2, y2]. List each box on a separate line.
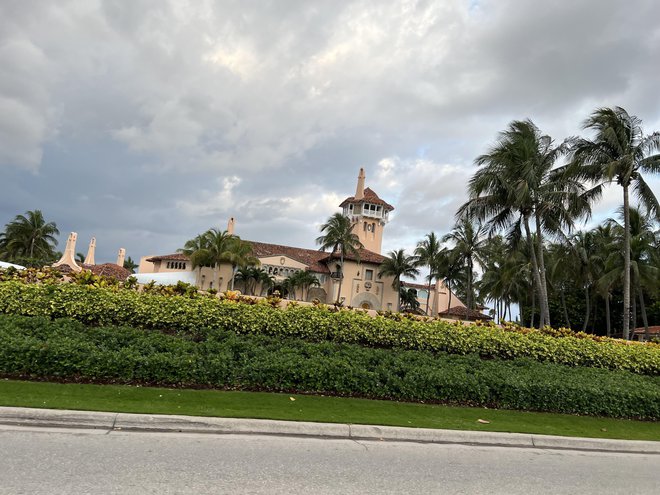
[1, 0, 659, 266]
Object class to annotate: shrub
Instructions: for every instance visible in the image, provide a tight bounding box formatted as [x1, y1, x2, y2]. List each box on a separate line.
[0, 314, 657, 419]
[0, 280, 658, 375]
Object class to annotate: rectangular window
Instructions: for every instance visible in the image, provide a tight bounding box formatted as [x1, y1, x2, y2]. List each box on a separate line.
[365, 269, 373, 280]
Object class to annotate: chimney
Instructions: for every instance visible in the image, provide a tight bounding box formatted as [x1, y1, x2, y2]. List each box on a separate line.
[116, 248, 126, 267]
[355, 168, 366, 200]
[227, 217, 235, 236]
[84, 237, 96, 265]
[52, 232, 82, 272]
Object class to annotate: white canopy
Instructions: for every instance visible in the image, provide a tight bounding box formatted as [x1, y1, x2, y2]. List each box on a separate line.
[0, 261, 26, 270]
[134, 271, 197, 286]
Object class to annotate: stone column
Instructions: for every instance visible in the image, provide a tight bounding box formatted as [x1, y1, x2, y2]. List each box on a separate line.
[52, 232, 82, 272]
[84, 237, 96, 265]
[116, 248, 126, 267]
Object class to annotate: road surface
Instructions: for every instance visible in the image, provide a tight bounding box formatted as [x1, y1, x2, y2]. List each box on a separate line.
[1, 425, 658, 494]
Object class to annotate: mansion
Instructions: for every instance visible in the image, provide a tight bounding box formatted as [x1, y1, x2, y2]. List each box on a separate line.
[138, 169, 474, 317]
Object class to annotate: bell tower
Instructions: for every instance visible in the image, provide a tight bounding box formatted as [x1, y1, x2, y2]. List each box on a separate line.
[339, 168, 394, 254]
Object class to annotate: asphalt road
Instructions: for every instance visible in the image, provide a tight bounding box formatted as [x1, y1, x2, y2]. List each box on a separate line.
[1, 425, 658, 494]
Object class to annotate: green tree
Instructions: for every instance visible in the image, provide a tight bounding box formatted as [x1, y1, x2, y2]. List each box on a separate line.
[225, 238, 259, 290]
[378, 249, 420, 311]
[462, 120, 590, 326]
[316, 213, 364, 304]
[123, 256, 138, 274]
[413, 232, 442, 315]
[443, 216, 487, 312]
[571, 107, 660, 338]
[0, 210, 59, 261]
[604, 207, 659, 339]
[399, 287, 421, 312]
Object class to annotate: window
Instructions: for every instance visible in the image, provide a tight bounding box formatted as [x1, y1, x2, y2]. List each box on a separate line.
[365, 269, 373, 281]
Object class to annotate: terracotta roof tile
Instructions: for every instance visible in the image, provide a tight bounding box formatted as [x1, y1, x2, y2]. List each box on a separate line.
[339, 187, 394, 210]
[320, 247, 387, 265]
[146, 253, 189, 262]
[85, 263, 132, 281]
[144, 241, 388, 275]
[248, 241, 330, 273]
[439, 306, 493, 321]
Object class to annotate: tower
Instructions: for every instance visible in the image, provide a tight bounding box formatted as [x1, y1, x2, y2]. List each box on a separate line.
[339, 168, 394, 254]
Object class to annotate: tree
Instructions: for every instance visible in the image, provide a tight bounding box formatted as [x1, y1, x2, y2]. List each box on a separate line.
[0, 210, 59, 261]
[430, 247, 462, 315]
[378, 249, 420, 311]
[442, 216, 487, 312]
[399, 287, 421, 312]
[123, 256, 138, 274]
[414, 232, 442, 315]
[604, 207, 659, 339]
[462, 120, 590, 327]
[179, 229, 233, 290]
[224, 237, 259, 290]
[570, 106, 660, 339]
[316, 213, 364, 304]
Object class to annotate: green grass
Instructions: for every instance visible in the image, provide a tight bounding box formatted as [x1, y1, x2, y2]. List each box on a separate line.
[1, 379, 658, 441]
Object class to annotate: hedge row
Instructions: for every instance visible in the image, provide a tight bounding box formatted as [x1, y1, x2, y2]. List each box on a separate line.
[1, 314, 658, 419]
[0, 281, 658, 375]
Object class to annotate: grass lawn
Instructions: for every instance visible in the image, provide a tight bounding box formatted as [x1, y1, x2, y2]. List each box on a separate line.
[0, 379, 658, 441]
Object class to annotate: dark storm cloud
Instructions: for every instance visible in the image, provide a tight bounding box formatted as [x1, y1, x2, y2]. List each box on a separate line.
[0, 0, 658, 264]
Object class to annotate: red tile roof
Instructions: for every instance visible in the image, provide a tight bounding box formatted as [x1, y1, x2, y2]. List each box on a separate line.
[339, 187, 394, 210]
[401, 281, 432, 291]
[86, 263, 132, 280]
[439, 306, 493, 321]
[249, 241, 330, 273]
[633, 326, 660, 335]
[144, 241, 387, 274]
[146, 253, 189, 262]
[320, 247, 387, 265]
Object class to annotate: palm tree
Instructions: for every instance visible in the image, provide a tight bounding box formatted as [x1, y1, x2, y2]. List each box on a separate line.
[179, 229, 234, 290]
[378, 249, 420, 311]
[442, 216, 487, 312]
[430, 247, 462, 315]
[399, 287, 421, 312]
[178, 233, 212, 286]
[316, 213, 364, 304]
[570, 107, 660, 339]
[0, 210, 59, 261]
[604, 207, 659, 339]
[76, 252, 86, 264]
[461, 119, 590, 327]
[414, 232, 442, 315]
[225, 237, 259, 290]
[123, 256, 138, 274]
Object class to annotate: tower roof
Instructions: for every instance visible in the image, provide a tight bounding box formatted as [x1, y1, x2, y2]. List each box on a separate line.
[339, 187, 394, 210]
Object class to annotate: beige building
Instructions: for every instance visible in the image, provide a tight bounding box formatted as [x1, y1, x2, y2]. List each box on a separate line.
[138, 169, 468, 316]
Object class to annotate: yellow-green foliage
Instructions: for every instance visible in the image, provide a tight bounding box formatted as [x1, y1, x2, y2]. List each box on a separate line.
[0, 280, 658, 375]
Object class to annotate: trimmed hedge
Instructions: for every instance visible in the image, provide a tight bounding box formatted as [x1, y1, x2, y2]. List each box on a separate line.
[0, 281, 658, 376]
[0, 314, 658, 419]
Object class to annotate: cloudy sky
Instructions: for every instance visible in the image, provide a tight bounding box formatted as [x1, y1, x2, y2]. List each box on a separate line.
[2, 0, 659, 264]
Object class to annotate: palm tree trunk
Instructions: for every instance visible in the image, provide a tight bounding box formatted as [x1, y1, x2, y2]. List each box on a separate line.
[560, 286, 570, 328]
[524, 215, 545, 327]
[447, 280, 452, 314]
[530, 286, 536, 328]
[622, 184, 631, 339]
[582, 287, 590, 333]
[638, 283, 649, 341]
[425, 269, 432, 316]
[466, 258, 473, 311]
[336, 253, 344, 304]
[631, 282, 637, 337]
[605, 294, 611, 338]
[534, 212, 551, 326]
[396, 277, 401, 312]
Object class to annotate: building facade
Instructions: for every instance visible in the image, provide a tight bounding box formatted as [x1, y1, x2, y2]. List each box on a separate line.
[138, 169, 468, 315]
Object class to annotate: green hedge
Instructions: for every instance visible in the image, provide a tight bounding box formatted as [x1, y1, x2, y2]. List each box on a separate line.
[0, 281, 658, 375]
[1, 314, 658, 419]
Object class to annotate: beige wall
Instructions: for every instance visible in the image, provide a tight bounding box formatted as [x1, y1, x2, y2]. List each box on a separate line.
[351, 218, 385, 254]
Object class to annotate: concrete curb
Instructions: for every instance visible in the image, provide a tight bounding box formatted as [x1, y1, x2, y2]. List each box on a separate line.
[0, 406, 658, 454]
